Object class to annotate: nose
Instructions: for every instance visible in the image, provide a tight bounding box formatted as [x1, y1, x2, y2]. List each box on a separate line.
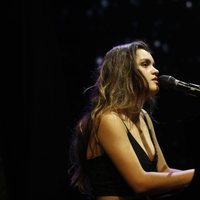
[152, 65, 159, 75]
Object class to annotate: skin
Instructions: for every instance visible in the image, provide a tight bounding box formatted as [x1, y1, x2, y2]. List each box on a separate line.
[136, 49, 159, 96]
[87, 49, 195, 200]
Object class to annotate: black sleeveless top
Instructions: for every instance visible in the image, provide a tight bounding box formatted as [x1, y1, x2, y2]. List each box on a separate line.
[86, 116, 158, 198]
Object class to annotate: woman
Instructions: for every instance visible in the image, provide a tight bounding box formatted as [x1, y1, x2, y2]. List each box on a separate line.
[68, 40, 196, 200]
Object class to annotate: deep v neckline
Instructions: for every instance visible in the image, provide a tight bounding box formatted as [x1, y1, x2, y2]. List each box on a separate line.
[127, 130, 156, 162]
[122, 115, 157, 162]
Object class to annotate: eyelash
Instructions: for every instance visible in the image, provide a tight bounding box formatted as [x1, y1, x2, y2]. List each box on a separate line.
[141, 62, 149, 67]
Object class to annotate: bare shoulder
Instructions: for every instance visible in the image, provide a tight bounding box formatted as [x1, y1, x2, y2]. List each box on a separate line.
[141, 108, 148, 116]
[100, 112, 121, 123]
[141, 109, 152, 121]
[98, 112, 127, 139]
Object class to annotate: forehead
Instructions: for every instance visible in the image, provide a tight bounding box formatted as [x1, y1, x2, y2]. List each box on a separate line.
[135, 49, 153, 61]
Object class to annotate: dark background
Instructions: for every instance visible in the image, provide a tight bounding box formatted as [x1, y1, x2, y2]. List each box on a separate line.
[2, 0, 200, 200]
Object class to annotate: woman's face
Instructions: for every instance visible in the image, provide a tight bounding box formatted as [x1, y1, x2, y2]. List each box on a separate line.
[135, 48, 159, 96]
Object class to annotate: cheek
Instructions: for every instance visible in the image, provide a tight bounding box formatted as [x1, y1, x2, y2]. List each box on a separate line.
[139, 68, 148, 79]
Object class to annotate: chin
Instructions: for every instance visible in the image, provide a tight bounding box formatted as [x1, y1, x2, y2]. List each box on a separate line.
[149, 86, 159, 96]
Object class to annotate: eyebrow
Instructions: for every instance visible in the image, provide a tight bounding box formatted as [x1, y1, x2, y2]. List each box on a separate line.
[139, 58, 154, 62]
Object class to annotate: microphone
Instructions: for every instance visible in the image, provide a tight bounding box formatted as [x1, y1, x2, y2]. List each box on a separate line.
[158, 75, 200, 97]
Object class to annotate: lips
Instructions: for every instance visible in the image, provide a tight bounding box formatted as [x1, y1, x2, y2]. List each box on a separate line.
[152, 77, 158, 84]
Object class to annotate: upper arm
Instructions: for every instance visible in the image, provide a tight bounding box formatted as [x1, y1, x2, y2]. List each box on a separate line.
[97, 113, 146, 191]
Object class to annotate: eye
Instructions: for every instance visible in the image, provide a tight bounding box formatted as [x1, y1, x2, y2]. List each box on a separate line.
[142, 62, 148, 67]
[141, 60, 150, 67]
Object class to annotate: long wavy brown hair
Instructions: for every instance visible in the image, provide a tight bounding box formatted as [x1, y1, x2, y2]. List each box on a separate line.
[68, 40, 156, 197]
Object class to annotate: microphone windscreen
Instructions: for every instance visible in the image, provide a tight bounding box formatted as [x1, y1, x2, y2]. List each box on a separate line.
[158, 75, 176, 89]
